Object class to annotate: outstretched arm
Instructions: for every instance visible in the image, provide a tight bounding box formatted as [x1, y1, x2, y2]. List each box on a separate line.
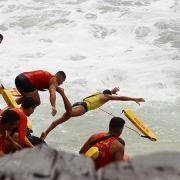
[106, 95, 145, 105]
[49, 83, 58, 116]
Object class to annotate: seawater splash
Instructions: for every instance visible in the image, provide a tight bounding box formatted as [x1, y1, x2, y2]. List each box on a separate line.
[0, 0, 180, 156]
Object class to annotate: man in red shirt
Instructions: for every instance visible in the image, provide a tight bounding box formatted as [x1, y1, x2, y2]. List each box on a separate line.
[0, 109, 22, 157]
[15, 70, 66, 116]
[79, 117, 125, 170]
[2, 96, 37, 149]
[10, 96, 37, 148]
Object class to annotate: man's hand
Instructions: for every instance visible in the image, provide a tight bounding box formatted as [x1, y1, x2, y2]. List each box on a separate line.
[51, 106, 57, 116]
[12, 142, 22, 151]
[111, 87, 120, 95]
[56, 87, 64, 95]
[134, 98, 145, 105]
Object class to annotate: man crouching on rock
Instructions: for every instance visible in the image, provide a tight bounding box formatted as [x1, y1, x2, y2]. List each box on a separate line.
[0, 109, 22, 157]
[79, 117, 126, 170]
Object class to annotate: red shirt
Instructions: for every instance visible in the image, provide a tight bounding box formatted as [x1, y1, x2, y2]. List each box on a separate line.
[11, 108, 32, 147]
[0, 131, 7, 152]
[22, 70, 55, 89]
[93, 132, 116, 170]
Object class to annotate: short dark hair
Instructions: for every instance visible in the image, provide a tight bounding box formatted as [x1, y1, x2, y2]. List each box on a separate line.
[0, 34, 3, 39]
[56, 71, 66, 79]
[103, 89, 112, 95]
[109, 117, 125, 132]
[118, 137, 125, 146]
[21, 96, 37, 109]
[1, 109, 20, 124]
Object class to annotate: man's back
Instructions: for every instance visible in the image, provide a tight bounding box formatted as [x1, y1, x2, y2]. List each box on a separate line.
[79, 131, 124, 170]
[93, 132, 124, 170]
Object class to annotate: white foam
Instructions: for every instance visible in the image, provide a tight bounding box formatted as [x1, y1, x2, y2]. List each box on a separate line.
[0, 0, 180, 155]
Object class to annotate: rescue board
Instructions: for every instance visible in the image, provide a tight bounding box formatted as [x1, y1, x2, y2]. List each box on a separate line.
[0, 84, 33, 133]
[123, 109, 157, 141]
[10, 88, 22, 97]
[0, 85, 19, 108]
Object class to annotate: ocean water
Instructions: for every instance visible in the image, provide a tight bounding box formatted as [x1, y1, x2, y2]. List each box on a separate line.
[0, 0, 180, 157]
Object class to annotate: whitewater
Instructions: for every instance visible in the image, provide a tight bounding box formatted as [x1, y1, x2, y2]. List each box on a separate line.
[0, 0, 180, 157]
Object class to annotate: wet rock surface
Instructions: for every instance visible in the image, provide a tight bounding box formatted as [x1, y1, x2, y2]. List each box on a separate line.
[0, 144, 179, 180]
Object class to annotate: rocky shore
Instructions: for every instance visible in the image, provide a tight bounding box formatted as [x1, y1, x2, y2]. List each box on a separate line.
[0, 144, 179, 180]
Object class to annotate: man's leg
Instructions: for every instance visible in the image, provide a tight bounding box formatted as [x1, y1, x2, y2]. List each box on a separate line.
[56, 87, 72, 113]
[40, 112, 70, 140]
[56, 87, 86, 116]
[15, 96, 24, 105]
[16, 90, 40, 106]
[40, 104, 87, 140]
[15, 74, 40, 106]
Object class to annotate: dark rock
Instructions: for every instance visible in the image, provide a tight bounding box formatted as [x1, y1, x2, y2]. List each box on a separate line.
[0, 145, 180, 180]
[97, 151, 180, 180]
[0, 144, 96, 180]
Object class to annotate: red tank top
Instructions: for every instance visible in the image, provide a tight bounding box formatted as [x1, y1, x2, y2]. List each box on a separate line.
[11, 108, 31, 147]
[93, 132, 117, 170]
[0, 131, 7, 152]
[22, 70, 55, 89]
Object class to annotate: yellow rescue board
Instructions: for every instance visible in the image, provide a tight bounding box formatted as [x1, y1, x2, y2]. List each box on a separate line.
[85, 146, 99, 160]
[11, 88, 22, 97]
[123, 109, 157, 141]
[0, 85, 19, 108]
[0, 85, 33, 133]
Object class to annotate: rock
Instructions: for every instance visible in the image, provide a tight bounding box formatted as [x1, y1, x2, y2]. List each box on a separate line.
[0, 144, 96, 180]
[0, 145, 180, 180]
[97, 151, 180, 180]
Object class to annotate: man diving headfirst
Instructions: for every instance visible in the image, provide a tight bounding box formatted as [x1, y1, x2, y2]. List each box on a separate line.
[15, 70, 66, 116]
[40, 87, 145, 140]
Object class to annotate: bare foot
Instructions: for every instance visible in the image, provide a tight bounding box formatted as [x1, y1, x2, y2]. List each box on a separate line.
[40, 132, 47, 140]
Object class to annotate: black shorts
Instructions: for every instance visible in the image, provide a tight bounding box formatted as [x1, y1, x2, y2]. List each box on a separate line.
[15, 74, 36, 92]
[72, 101, 88, 112]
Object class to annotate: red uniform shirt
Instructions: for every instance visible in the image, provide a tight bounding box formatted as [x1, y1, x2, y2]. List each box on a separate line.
[22, 70, 55, 89]
[0, 110, 7, 152]
[11, 108, 32, 147]
[93, 132, 116, 170]
[0, 131, 7, 152]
